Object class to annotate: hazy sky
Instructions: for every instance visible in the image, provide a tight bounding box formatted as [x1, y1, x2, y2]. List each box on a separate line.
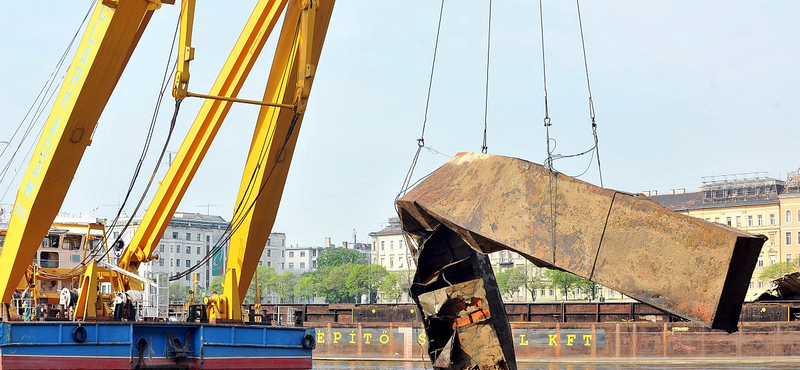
[1, 1, 798, 247]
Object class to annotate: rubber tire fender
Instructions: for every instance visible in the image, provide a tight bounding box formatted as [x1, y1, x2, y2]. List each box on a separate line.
[302, 333, 315, 349]
[72, 326, 87, 343]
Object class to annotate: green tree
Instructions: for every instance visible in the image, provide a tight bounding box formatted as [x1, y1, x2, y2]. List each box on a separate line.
[520, 265, 549, 301]
[544, 269, 581, 300]
[380, 271, 411, 303]
[317, 248, 367, 268]
[760, 261, 798, 282]
[169, 282, 190, 303]
[269, 271, 299, 303]
[245, 266, 278, 304]
[207, 275, 223, 297]
[575, 277, 599, 301]
[294, 270, 321, 301]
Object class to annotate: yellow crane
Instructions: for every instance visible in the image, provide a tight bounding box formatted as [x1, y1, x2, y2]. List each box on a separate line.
[0, 0, 335, 323]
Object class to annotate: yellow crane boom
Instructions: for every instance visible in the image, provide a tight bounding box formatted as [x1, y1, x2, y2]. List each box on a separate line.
[0, 0, 171, 303]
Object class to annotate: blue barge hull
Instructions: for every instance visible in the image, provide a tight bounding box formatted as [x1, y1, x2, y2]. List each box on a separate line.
[0, 321, 314, 370]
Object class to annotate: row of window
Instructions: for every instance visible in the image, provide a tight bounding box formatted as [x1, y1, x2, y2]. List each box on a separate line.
[159, 258, 193, 268]
[265, 249, 317, 258]
[164, 231, 211, 242]
[708, 210, 800, 228]
[376, 239, 404, 251]
[757, 252, 800, 268]
[257, 260, 318, 269]
[158, 244, 207, 255]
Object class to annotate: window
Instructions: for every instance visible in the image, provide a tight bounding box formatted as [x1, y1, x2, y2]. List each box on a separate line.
[390, 258, 394, 268]
[787, 232, 793, 246]
[736, 216, 741, 227]
[159, 244, 164, 253]
[159, 259, 164, 267]
[749, 281, 753, 289]
[267, 250, 271, 257]
[727, 217, 732, 226]
[186, 275, 191, 281]
[289, 251, 295, 258]
[757, 215, 763, 226]
[177, 258, 181, 267]
[758, 257, 764, 267]
[770, 255, 777, 266]
[113, 232, 119, 239]
[282, 239, 285, 246]
[300, 262, 306, 269]
[300, 251, 305, 257]
[714, 217, 719, 223]
[282, 251, 285, 257]
[197, 247, 201, 255]
[206, 235, 211, 242]
[748, 215, 753, 226]
[172, 232, 178, 239]
[787, 210, 793, 223]
[185, 233, 191, 241]
[186, 260, 190, 267]
[177, 245, 181, 253]
[267, 261, 271, 267]
[787, 253, 792, 263]
[770, 214, 776, 225]
[267, 238, 271, 246]
[70, 254, 81, 262]
[381, 241, 385, 250]
[197, 234, 201, 241]
[400, 240, 404, 249]
[186, 246, 191, 254]
[390, 241, 394, 250]
[313, 250, 317, 257]
[313, 260, 317, 268]
[289, 262, 294, 269]
[170, 245, 174, 253]
[759, 281, 764, 289]
[170, 259, 174, 267]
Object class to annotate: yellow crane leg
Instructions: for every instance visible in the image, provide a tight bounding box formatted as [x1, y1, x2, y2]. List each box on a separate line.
[73, 262, 100, 321]
[0, 0, 158, 303]
[119, 0, 290, 278]
[222, 0, 335, 320]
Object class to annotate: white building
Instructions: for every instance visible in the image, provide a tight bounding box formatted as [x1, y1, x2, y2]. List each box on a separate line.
[109, 212, 229, 291]
[369, 218, 414, 273]
[259, 232, 286, 272]
[283, 245, 325, 273]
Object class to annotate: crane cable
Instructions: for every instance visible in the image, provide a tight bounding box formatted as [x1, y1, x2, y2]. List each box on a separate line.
[576, 0, 604, 187]
[481, 0, 492, 154]
[0, 1, 99, 202]
[396, 0, 446, 208]
[59, 11, 184, 278]
[170, 18, 304, 281]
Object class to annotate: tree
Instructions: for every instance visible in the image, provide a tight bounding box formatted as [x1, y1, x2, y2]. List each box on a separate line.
[379, 271, 410, 303]
[495, 268, 518, 300]
[520, 265, 549, 301]
[207, 275, 223, 297]
[575, 277, 599, 301]
[269, 271, 299, 303]
[169, 282, 190, 303]
[544, 269, 581, 300]
[294, 270, 320, 302]
[317, 248, 367, 268]
[245, 266, 278, 304]
[760, 261, 798, 282]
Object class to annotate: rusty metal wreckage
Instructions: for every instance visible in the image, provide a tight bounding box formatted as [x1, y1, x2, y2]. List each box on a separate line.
[397, 153, 766, 369]
[0, 0, 768, 368]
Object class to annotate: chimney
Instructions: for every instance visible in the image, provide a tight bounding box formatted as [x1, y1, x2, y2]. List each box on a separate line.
[324, 237, 332, 248]
[651, 190, 658, 196]
[677, 188, 686, 194]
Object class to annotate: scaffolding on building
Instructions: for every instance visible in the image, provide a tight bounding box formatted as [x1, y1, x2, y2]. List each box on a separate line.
[699, 172, 784, 205]
[784, 168, 800, 195]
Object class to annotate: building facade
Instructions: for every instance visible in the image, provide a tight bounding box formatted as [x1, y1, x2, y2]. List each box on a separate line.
[652, 173, 786, 296]
[109, 212, 230, 291]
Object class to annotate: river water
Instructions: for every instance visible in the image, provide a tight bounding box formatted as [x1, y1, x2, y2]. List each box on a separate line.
[314, 361, 797, 370]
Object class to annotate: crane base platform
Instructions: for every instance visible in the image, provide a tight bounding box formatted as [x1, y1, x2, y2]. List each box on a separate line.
[0, 321, 315, 370]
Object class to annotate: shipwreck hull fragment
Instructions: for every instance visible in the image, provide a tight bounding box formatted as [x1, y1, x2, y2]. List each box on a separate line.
[398, 153, 765, 369]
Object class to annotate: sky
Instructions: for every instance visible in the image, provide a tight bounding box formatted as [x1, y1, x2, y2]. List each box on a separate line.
[0, 1, 798, 247]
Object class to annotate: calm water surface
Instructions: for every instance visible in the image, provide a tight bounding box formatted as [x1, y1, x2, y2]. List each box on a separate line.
[314, 361, 798, 370]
